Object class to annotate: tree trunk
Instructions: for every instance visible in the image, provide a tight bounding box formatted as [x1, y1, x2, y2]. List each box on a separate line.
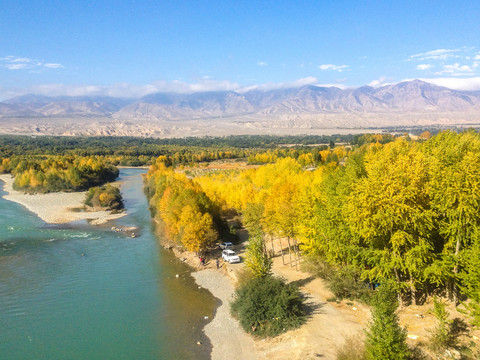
[394, 267, 403, 306]
[287, 237, 293, 267]
[294, 238, 300, 270]
[409, 272, 416, 306]
[453, 236, 461, 305]
[292, 239, 298, 271]
[270, 235, 275, 258]
[279, 237, 285, 265]
[447, 279, 454, 302]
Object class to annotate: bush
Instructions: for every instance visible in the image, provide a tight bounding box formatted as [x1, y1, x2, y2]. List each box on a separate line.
[328, 266, 373, 303]
[301, 255, 335, 279]
[335, 334, 366, 360]
[230, 275, 305, 338]
[302, 257, 373, 303]
[429, 297, 454, 353]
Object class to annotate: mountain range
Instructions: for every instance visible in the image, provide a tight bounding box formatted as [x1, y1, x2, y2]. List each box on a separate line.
[1, 80, 480, 137]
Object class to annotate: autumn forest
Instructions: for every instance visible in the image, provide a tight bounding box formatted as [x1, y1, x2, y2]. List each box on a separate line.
[1, 131, 480, 330]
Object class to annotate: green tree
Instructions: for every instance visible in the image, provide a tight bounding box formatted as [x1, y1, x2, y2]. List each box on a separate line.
[459, 229, 480, 326]
[347, 139, 434, 304]
[244, 232, 272, 278]
[242, 202, 264, 238]
[423, 130, 480, 303]
[365, 282, 410, 360]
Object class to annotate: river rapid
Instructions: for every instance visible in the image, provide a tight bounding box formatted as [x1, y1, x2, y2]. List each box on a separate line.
[0, 168, 215, 360]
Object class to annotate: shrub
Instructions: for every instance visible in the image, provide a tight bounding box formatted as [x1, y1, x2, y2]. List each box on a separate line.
[429, 297, 454, 353]
[365, 282, 410, 360]
[230, 275, 305, 338]
[327, 266, 373, 303]
[335, 334, 366, 360]
[302, 257, 373, 303]
[301, 255, 335, 280]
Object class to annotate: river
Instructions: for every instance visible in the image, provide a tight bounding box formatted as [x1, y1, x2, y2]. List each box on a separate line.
[0, 168, 215, 360]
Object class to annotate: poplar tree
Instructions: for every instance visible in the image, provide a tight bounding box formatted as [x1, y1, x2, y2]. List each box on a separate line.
[244, 232, 272, 278]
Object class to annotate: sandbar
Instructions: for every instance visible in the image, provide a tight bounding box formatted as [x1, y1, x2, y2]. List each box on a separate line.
[0, 174, 126, 225]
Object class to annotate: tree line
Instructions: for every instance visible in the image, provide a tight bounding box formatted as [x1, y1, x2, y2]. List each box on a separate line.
[158, 130, 480, 326]
[0, 133, 398, 167]
[144, 163, 219, 253]
[0, 155, 119, 193]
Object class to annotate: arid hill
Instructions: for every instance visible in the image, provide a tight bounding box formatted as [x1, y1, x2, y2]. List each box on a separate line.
[1, 80, 480, 137]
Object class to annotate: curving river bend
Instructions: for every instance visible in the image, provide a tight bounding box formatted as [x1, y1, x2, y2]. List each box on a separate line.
[0, 168, 215, 360]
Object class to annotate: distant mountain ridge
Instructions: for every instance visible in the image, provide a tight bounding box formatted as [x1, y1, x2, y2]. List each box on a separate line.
[1, 80, 480, 137]
[2, 80, 480, 119]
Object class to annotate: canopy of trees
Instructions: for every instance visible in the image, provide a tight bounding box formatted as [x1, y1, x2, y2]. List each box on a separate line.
[145, 162, 218, 253]
[0, 134, 360, 167]
[0, 155, 119, 193]
[85, 184, 123, 210]
[169, 130, 480, 326]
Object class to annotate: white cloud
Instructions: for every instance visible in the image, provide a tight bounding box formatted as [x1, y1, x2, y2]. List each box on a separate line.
[25, 79, 242, 98]
[475, 54, 480, 60]
[43, 63, 64, 69]
[416, 64, 432, 70]
[1, 55, 64, 71]
[4, 56, 32, 63]
[408, 48, 460, 61]
[5, 63, 30, 70]
[314, 83, 349, 90]
[240, 77, 319, 92]
[436, 62, 474, 75]
[416, 77, 480, 91]
[0, 77, 328, 100]
[257, 61, 268, 66]
[319, 64, 349, 72]
[368, 76, 392, 88]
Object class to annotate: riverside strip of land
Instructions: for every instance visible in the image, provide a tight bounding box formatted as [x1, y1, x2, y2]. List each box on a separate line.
[0, 174, 126, 225]
[0, 173, 373, 359]
[3, 172, 462, 360]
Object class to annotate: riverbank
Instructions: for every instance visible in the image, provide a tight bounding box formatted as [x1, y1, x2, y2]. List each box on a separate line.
[192, 269, 257, 360]
[0, 174, 126, 225]
[164, 235, 368, 360]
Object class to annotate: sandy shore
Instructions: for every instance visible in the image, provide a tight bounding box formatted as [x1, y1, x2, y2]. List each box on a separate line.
[192, 269, 257, 360]
[0, 174, 126, 225]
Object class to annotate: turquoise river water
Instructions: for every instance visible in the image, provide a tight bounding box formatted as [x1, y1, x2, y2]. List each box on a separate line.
[0, 168, 216, 360]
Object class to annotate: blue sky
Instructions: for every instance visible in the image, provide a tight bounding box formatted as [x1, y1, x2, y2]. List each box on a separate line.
[1, 0, 480, 100]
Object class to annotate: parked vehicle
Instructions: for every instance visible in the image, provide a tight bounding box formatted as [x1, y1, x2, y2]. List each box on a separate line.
[219, 242, 233, 250]
[222, 249, 240, 263]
